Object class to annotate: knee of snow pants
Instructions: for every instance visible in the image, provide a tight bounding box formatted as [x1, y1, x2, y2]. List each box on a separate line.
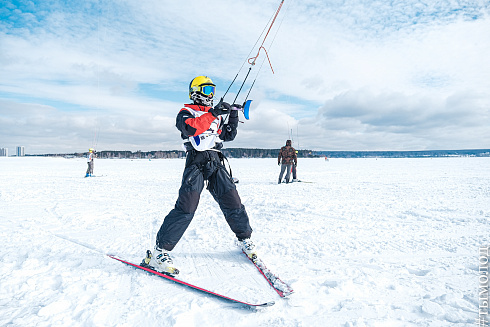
[156, 165, 205, 250]
[209, 166, 252, 240]
[178, 164, 205, 213]
[208, 166, 239, 207]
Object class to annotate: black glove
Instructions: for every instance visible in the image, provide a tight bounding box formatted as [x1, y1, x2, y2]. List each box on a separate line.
[229, 104, 241, 119]
[210, 99, 231, 117]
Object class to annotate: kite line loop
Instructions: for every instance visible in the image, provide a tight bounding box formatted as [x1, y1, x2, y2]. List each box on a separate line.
[247, 0, 284, 73]
[223, 0, 285, 103]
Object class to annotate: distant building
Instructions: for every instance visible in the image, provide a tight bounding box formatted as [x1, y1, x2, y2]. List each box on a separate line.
[16, 146, 25, 157]
[0, 148, 8, 157]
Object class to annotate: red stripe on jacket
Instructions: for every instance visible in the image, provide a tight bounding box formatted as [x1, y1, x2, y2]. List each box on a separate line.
[181, 104, 218, 137]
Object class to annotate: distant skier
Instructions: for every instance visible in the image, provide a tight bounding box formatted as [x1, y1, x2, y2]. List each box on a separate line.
[85, 148, 95, 177]
[145, 76, 256, 275]
[278, 140, 297, 184]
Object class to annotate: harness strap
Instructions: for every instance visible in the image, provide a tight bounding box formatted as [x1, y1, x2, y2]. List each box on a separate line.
[185, 149, 233, 179]
[218, 151, 233, 179]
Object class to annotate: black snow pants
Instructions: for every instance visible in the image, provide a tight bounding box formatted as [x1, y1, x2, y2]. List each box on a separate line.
[156, 149, 252, 251]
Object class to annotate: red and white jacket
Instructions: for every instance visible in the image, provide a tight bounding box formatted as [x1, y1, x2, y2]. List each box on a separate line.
[176, 104, 238, 151]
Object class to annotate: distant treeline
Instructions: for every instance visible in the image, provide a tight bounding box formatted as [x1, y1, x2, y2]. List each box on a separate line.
[39, 148, 490, 159]
[41, 148, 317, 159]
[316, 149, 490, 158]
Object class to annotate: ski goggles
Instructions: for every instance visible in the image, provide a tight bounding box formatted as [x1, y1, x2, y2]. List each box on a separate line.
[199, 84, 215, 97]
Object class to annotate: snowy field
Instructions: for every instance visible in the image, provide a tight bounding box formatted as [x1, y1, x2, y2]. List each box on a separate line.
[0, 156, 488, 327]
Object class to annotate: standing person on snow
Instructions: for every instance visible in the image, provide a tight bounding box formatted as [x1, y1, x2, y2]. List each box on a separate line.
[85, 148, 95, 177]
[146, 76, 257, 275]
[277, 140, 297, 184]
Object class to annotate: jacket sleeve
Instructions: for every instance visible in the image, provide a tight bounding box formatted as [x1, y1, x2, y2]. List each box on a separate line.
[219, 110, 238, 142]
[176, 109, 216, 138]
[278, 147, 282, 164]
[292, 148, 297, 165]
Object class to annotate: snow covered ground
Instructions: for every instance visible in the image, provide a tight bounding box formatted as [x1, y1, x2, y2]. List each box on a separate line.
[0, 156, 488, 326]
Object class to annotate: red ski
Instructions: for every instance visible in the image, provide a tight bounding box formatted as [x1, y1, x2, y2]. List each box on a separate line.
[243, 252, 294, 298]
[107, 254, 275, 307]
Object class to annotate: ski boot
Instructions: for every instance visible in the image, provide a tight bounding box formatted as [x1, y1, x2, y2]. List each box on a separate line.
[239, 238, 258, 262]
[143, 247, 179, 276]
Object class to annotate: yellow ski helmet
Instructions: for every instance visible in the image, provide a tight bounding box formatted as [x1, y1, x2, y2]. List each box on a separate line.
[189, 76, 215, 99]
[189, 76, 216, 106]
[89, 148, 94, 153]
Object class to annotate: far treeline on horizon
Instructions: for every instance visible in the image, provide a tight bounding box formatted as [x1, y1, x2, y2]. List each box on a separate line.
[7, 148, 490, 159]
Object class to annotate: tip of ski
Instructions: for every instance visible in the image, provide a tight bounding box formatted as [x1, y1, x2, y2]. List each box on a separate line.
[244, 252, 294, 298]
[107, 253, 276, 307]
[257, 301, 275, 307]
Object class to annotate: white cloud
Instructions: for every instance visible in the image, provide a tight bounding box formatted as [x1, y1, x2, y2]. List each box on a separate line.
[309, 89, 490, 150]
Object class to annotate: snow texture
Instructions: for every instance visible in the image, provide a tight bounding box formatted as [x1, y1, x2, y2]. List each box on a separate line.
[0, 156, 488, 326]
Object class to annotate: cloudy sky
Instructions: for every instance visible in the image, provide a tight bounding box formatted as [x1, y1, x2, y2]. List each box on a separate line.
[1, 0, 489, 154]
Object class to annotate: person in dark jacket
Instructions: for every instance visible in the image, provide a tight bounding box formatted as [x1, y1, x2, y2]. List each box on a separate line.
[278, 140, 297, 184]
[146, 76, 257, 275]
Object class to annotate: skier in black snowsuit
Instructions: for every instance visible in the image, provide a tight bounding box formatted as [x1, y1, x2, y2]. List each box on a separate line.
[147, 76, 257, 274]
